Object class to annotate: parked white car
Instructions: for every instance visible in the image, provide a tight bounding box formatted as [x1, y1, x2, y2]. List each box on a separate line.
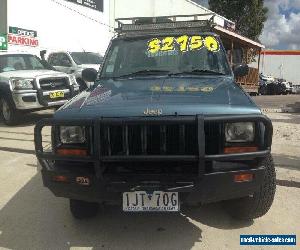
[0, 52, 79, 125]
[260, 73, 275, 83]
[282, 81, 293, 94]
[292, 84, 300, 94]
[46, 51, 103, 91]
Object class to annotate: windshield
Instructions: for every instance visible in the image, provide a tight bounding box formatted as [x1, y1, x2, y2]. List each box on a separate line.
[100, 34, 231, 78]
[0, 54, 47, 73]
[71, 52, 103, 65]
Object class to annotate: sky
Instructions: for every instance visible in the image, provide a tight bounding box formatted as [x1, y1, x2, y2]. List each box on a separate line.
[193, 0, 300, 50]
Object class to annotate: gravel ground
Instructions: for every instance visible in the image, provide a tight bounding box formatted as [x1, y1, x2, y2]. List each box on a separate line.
[266, 112, 300, 186]
[252, 95, 300, 110]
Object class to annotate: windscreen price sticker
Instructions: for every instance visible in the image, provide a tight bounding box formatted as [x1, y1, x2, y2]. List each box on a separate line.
[147, 35, 220, 54]
[0, 34, 8, 50]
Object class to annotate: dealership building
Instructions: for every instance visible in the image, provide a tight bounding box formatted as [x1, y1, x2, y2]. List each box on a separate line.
[0, 0, 110, 55]
[0, 0, 234, 56]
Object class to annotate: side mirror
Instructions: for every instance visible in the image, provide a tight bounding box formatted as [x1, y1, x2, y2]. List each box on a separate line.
[233, 64, 249, 78]
[40, 50, 47, 60]
[82, 68, 98, 82]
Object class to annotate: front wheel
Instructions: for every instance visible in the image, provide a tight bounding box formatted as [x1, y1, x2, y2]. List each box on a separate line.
[0, 96, 19, 125]
[224, 155, 276, 220]
[70, 199, 99, 219]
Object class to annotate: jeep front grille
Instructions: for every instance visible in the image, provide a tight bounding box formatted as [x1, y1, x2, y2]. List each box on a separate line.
[205, 121, 223, 155]
[99, 120, 221, 156]
[100, 123, 197, 156]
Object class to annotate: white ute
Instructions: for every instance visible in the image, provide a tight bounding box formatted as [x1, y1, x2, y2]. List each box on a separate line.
[0, 52, 79, 125]
[46, 51, 103, 91]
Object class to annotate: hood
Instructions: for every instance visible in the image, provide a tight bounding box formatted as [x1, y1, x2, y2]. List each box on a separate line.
[0, 69, 68, 79]
[55, 75, 260, 119]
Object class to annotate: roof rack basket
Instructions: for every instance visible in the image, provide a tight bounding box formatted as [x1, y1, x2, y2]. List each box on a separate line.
[115, 14, 217, 36]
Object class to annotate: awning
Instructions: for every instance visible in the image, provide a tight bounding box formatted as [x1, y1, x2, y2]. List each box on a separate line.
[214, 26, 265, 49]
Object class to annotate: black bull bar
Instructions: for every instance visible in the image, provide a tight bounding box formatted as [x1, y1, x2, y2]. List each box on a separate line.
[34, 114, 273, 177]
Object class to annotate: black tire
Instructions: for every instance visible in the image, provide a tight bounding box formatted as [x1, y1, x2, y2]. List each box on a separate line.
[224, 155, 276, 220]
[70, 199, 99, 219]
[0, 96, 19, 126]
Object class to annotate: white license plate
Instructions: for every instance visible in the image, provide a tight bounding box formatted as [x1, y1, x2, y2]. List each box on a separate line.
[123, 191, 179, 212]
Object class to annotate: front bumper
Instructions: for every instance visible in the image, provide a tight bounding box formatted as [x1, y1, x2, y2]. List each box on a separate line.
[12, 87, 79, 110]
[40, 161, 265, 205]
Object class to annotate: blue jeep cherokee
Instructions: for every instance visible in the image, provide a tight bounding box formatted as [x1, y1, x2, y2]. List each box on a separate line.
[35, 15, 275, 220]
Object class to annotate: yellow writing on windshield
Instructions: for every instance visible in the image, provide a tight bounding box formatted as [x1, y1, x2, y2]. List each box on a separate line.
[162, 86, 174, 92]
[200, 86, 214, 92]
[150, 85, 215, 93]
[148, 38, 161, 53]
[147, 36, 220, 54]
[176, 35, 189, 52]
[204, 36, 220, 52]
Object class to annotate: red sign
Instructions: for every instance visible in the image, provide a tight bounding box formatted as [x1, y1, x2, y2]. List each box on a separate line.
[8, 34, 39, 47]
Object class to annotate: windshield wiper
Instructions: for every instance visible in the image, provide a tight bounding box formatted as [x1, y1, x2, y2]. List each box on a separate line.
[170, 69, 226, 76]
[117, 70, 170, 78]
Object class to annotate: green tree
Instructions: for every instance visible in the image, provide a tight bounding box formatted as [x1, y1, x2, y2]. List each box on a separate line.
[208, 0, 268, 41]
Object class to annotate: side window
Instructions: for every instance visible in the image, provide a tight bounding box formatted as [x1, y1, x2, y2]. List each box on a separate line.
[48, 53, 71, 67]
[59, 53, 72, 67]
[28, 56, 44, 69]
[104, 47, 119, 74]
[48, 54, 58, 66]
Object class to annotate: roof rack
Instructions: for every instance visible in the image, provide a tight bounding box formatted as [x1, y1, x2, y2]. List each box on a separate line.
[115, 14, 217, 36]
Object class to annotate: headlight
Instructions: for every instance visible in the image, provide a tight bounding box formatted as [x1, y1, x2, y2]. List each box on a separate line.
[60, 126, 86, 144]
[225, 122, 255, 143]
[11, 78, 34, 90]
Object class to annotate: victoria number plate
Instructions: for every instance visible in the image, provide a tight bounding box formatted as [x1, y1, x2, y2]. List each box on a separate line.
[123, 191, 179, 212]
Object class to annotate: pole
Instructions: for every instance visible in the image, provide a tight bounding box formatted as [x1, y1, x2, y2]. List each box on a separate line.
[0, 0, 8, 51]
[262, 50, 265, 74]
[230, 40, 234, 65]
[0, 0, 8, 34]
[258, 48, 261, 72]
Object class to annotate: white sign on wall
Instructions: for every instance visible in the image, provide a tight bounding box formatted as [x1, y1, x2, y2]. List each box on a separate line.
[66, 0, 103, 12]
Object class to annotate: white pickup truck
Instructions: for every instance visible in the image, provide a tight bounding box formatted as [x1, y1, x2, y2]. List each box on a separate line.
[0, 52, 80, 125]
[46, 51, 103, 91]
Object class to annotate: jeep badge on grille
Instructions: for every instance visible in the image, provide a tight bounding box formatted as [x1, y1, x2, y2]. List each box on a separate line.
[144, 108, 163, 116]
